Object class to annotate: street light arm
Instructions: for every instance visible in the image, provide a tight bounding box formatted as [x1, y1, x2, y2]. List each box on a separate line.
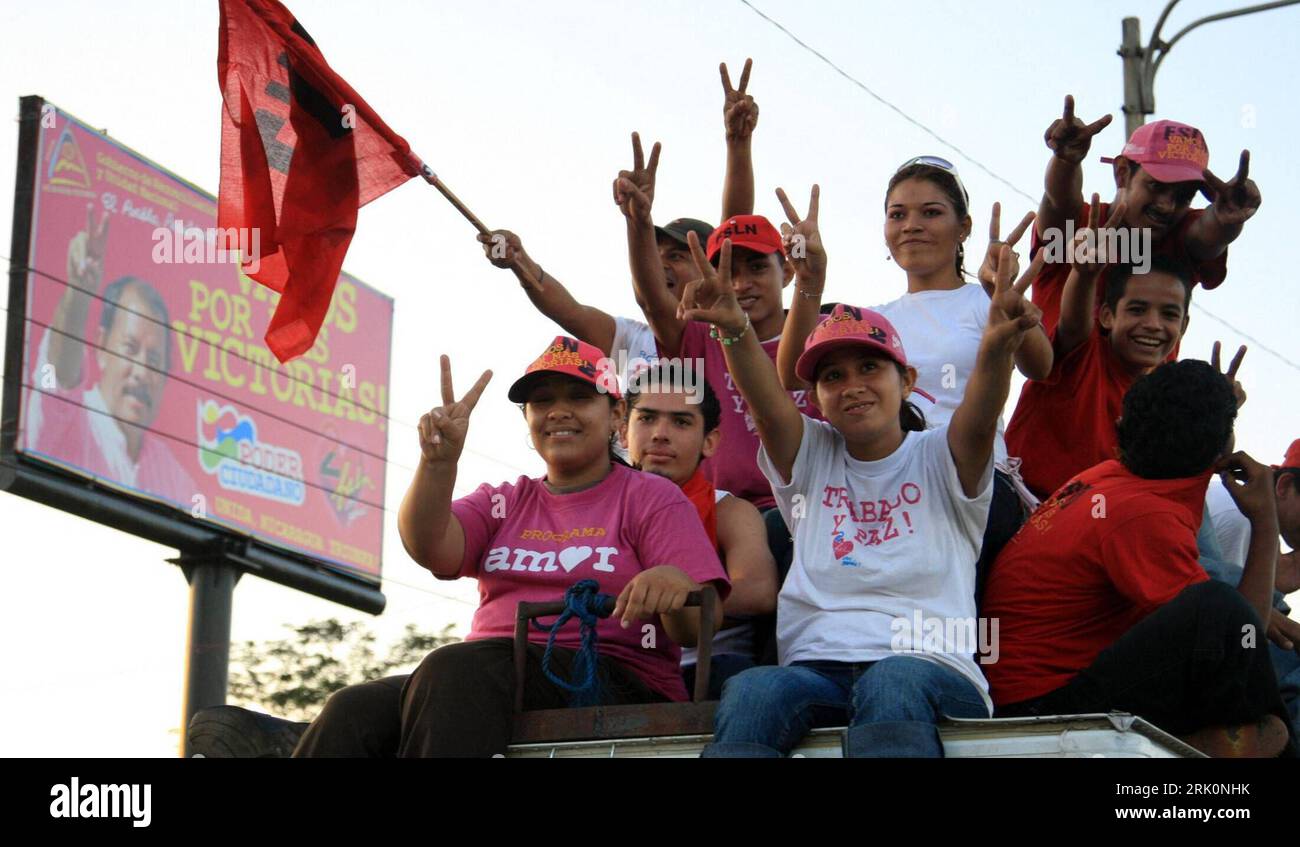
[1143, 0, 1183, 83]
[1147, 0, 1183, 54]
[1152, 0, 1300, 79]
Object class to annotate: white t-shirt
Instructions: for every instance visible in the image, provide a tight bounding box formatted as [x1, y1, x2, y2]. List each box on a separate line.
[609, 316, 661, 461]
[1206, 479, 1252, 566]
[758, 416, 993, 712]
[872, 285, 1010, 466]
[610, 315, 659, 391]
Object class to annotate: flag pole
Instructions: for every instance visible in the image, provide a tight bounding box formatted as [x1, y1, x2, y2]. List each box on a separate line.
[419, 163, 544, 291]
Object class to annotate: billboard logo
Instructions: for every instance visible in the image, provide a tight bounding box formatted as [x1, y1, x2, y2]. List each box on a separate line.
[46, 125, 91, 190]
[197, 400, 305, 505]
[317, 428, 373, 526]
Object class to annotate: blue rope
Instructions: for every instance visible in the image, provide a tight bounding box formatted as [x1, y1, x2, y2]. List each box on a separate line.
[531, 579, 612, 707]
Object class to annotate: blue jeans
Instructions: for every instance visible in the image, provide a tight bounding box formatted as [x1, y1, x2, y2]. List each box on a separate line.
[702, 655, 989, 758]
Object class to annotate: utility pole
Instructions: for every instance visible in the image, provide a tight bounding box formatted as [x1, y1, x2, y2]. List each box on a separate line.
[1119, 0, 1299, 138]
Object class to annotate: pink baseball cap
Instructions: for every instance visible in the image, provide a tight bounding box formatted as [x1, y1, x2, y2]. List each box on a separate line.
[1101, 119, 1209, 185]
[1275, 439, 1300, 471]
[707, 215, 784, 261]
[796, 304, 909, 381]
[508, 336, 621, 402]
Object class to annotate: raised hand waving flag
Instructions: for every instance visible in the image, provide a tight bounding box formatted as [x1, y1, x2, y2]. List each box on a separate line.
[217, 0, 422, 362]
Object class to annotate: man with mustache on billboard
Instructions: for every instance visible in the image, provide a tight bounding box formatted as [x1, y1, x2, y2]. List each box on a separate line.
[25, 205, 196, 505]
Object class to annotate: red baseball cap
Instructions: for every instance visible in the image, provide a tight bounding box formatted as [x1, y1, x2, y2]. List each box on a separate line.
[796, 304, 910, 382]
[1101, 119, 1209, 185]
[1274, 438, 1300, 470]
[707, 215, 784, 261]
[507, 336, 621, 402]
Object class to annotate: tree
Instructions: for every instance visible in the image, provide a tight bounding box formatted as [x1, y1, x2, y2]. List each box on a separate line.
[227, 619, 459, 721]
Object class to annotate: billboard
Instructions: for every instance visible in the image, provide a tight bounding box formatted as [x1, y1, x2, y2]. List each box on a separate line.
[6, 100, 391, 585]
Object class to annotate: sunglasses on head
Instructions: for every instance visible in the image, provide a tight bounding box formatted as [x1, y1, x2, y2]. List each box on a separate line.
[896, 155, 969, 206]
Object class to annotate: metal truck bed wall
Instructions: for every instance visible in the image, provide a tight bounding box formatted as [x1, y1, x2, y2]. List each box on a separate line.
[506, 713, 1203, 758]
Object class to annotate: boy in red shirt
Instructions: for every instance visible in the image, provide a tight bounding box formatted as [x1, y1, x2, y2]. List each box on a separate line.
[985, 360, 1294, 757]
[1030, 96, 1260, 337]
[1006, 200, 1204, 500]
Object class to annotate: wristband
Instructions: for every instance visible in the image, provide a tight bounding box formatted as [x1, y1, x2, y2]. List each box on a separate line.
[709, 314, 752, 346]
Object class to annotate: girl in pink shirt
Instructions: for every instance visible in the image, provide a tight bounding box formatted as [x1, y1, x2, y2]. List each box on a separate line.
[391, 336, 728, 757]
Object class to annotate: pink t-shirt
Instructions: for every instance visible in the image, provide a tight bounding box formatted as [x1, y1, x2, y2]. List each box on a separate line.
[448, 462, 730, 701]
[677, 321, 822, 510]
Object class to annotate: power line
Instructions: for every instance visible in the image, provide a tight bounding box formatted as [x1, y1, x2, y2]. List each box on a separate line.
[0, 368, 525, 528]
[2, 254, 402, 431]
[0, 452, 483, 613]
[735, 0, 1300, 374]
[737, 0, 1036, 205]
[0, 301, 408, 474]
[0, 271, 572, 605]
[1, 377, 390, 513]
[0, 255, 539, 476]
[0, 305, 542, 599]
[1178, 304, 1300, 373]
[358, 571, 478, 608]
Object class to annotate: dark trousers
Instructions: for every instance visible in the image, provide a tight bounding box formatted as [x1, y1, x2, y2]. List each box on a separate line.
[756, 507, 795, 667]
[998, 581, 1298, 756]
[293, 675, 406, 758]
[975, 470, 1027, 607]
[682, 653, 758, 701]
[296, 638, 666, 757]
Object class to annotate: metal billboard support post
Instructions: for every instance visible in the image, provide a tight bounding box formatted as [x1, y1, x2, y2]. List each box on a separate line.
[174, 548, 242, 758]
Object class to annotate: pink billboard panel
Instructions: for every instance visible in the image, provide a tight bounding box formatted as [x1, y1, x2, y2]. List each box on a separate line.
[17, 104, 391, 581]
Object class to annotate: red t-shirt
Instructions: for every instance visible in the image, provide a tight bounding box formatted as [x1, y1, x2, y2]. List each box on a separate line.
[1005, 330, 1137, 501]
[1029, 202, 1228, 348]
[982, 460, 1210, 707]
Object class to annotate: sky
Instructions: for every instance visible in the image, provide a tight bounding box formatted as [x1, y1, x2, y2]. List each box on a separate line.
[1, 0, 1297, 757]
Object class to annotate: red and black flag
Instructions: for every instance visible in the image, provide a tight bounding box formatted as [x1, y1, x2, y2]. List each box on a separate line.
[217, 0, 421, 362]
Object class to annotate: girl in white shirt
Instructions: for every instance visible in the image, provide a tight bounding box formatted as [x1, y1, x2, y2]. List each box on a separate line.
[679, 209, 1043, 756]
[775, 161, 1053, 601]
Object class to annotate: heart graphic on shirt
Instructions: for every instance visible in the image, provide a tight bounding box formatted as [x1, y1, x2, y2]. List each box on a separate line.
[558, 546, 593, 573]
[833, 537, 854, 560]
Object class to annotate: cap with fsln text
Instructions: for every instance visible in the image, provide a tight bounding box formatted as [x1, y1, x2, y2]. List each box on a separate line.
[1100, 119, 1209, 185]
[706, 214, 783, 261]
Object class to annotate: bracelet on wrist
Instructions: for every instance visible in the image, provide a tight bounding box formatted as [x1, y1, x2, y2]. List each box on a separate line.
[709, 313, 752, 346]
[795, 286, 823, 300]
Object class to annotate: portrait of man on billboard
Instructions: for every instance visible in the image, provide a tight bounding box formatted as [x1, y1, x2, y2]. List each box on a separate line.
[24, 205, 197, 505]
